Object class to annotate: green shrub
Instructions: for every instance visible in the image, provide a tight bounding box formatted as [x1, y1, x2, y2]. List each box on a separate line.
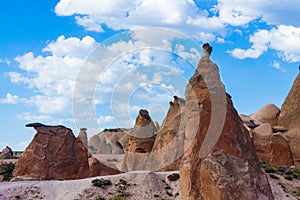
[167, 173, 180, 181]
[265, 166, 276, 173]
[92, 178, 112, 187]
[277, 166, 287, 173]
[95, 196, 106, 200]
[119, 179, 127, 186]
[284, 175, 293, 181]
[164, 185, 171, 190]
[293, 168, 300, 179]
[0, 163, 15, 181]
[108, 196, 125, 200]
[294, 188, 300, 197]
[269, 173, 279, 179]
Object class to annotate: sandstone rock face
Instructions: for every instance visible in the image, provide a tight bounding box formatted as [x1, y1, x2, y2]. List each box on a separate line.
[13, 123, 89, 180]
[252, 123, 273, 163]
[0, 146, 13, 159]
[120, 109, 157, 171]
[150, 96, 185, 171]
[277, 73, 300, 168]
[252, 124, 293, 166]
[180, 45, 273, 200]
[278, 73, 300, 129]
[78, 128, 88, 150]
[250, 104, 281, 126]
[88, 128, 129, 154]
[88, 157, 120, 177]
[127, 109, 157, 153]
[270, 133, 293, 166]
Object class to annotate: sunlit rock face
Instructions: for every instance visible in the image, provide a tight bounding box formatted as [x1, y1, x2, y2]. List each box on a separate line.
[180, 44, 274, 200]
[13, 123, 89, 180]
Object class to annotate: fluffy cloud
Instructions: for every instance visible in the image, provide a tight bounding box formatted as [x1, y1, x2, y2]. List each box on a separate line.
[214, 0, 300, 27]
[229, 25, 300, 62]
[0, 93, 25, 104]
[55, 0, 225, 41]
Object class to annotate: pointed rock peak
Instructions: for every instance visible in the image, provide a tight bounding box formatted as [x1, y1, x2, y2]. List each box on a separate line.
[278, 73, 300, 129]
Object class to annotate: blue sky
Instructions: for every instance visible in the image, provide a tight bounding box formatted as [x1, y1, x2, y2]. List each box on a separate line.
[0, 0, 299, 151]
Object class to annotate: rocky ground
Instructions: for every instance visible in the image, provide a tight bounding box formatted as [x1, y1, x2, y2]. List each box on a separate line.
[0, 171, 180, 200]
[1, 167, 300, 200]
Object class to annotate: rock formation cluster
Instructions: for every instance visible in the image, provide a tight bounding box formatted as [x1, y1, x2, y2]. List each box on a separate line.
[241, 73, 300, 168]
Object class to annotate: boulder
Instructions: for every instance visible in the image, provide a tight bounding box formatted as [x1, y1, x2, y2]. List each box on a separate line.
[252, 123, 273, 163]
[250, 104, 280, 126]
[0, 146, 13, 159]
[88, 157, 120, 177]
[270, 133, 293, 166]
[252, 124, 293, 166]
[179, 44, 273, 200]
[78, 128, 88, 150]
[13, 123, 89, 180]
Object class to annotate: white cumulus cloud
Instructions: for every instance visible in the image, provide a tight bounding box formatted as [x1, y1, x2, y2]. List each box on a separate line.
[229, 25, 300, 62]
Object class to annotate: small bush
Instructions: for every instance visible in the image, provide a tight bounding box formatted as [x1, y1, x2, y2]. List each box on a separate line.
[278, 166, 288, 173]
[153, 194, 160, 198]
[265, 166, 276, 173]
[92, 178, 112, 187]
[0, 163, 15, 181]
[106, 158, 118, 162]
[108, 196, 125, 200]
[166, 190, 173, 197]
[164, 185, 171, 190]
[293, 168, 300, 179]
[269, 173, 279, 179]
[119, 179, 127, 186]
[95, 196, 106, 200]
[284, 175, 293, 181]
[167, 173, 180, 181]
[294, 188, 300, 197]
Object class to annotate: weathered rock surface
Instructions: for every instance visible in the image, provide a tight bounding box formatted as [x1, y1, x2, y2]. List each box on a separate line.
[150, 96, 185, 171]
[13, 123, 89, 180]
[0, 146, 13, 159]
[270, 133, 293, 166]
[180, 44, 273, 200]
[278, 73, 300, 129]
[252, 123, 274, 163]
[88, 128, 129, 154]
[240, 114, 262, 130]
[88, 157, 120, 177]
[127, 109, 157, 153]
[120, 109, 157, 172]
[78, 128, 88, 150]
[250, 104, 281, 126]
[252, 123, 293, 166]
[278, 73, 300, 168]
